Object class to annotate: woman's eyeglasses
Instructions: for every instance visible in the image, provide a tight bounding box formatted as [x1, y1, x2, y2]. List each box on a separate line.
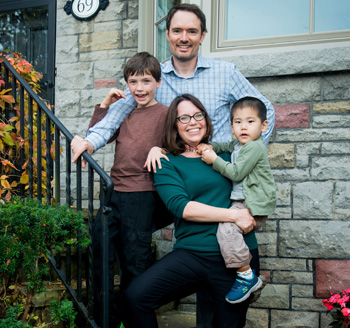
[176, 112, 206, 124]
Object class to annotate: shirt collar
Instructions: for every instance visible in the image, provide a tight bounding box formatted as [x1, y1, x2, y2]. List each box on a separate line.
[161, 54, 211, 77]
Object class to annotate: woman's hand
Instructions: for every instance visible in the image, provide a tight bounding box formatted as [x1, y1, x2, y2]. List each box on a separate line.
[144, 147, 169, 173]
[71, 135, 95, 168]
[101, 88, 127, 108]
[230, 208, 256, 234]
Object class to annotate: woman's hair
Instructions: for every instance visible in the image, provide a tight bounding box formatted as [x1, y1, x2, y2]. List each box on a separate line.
[163, 94, 213, 155]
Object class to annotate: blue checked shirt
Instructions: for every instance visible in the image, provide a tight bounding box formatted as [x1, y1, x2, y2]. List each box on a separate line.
[86, 54, 275, 151]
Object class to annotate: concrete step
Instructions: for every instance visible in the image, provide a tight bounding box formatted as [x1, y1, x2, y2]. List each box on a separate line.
[157, 311, 196, 328]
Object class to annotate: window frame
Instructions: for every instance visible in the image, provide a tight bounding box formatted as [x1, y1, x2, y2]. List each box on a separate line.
[211, 0, 350, 52]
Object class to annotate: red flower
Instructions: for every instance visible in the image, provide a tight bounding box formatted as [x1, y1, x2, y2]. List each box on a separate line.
[339, 295, 350, 307]
[322, 299, 334, 311]
[341, 307, 350, 317]
[329, 293, 341, 304]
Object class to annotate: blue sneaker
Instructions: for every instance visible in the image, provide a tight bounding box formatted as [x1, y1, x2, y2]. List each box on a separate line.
[225, 271, 262, 304]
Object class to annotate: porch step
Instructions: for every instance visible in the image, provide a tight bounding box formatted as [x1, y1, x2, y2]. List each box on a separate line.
[157, 311, 196, 328]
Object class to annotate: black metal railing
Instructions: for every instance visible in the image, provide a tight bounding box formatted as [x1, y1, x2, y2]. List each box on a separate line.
[0, 58, 113, 328]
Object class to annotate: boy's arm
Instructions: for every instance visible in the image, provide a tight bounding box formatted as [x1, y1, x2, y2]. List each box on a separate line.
[87, 88, 126, 143]
[212, 141, 262, 182]
[85, 88, 137, 152]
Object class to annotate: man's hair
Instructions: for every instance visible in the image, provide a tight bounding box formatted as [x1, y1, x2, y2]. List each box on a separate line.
[163, 94, 213, 155]
[166, 4, 207, 35]
[123, 52, 161, 82]
[230, 96, 267, 123]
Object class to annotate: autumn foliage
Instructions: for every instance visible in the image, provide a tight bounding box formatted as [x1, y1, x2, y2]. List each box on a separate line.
[0, 51, 57, 201]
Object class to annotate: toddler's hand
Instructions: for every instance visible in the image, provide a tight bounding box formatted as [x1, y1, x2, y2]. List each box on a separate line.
[201, 149, 217, 165]
[197, 143, 213, 154]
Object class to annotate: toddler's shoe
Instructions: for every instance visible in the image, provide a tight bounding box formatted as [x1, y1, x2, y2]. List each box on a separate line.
[225, 271, 262, 304]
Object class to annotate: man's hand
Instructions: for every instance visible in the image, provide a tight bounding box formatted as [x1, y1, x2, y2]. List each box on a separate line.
[71, 135, 95, 168]
[100, 88, 127, 108]
[144, 147, 169, 173]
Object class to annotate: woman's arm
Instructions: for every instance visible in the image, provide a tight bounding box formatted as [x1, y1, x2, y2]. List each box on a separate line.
[183, 201, 255, 234]
[154, 158, 255, 234]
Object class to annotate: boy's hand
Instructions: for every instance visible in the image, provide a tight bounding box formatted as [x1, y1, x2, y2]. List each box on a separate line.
[101, 88, 127, 108]
[144, 147, 169, 173]
[201, 149, 217, 165]
[197, 143, 213, 154]
[71, 135, 95, 168]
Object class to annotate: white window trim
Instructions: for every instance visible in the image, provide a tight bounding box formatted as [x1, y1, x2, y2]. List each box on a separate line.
[211, 0, 350, 52]
[201, 0, 350, 77]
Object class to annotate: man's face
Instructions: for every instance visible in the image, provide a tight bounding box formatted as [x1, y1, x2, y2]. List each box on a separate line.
[166, 10, 206, 63]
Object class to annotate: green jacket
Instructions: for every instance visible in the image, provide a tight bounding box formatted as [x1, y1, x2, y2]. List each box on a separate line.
[212, 136, 276, 216]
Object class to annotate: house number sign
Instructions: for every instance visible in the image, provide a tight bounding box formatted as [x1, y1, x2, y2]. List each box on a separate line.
[64, 0, 109, 21]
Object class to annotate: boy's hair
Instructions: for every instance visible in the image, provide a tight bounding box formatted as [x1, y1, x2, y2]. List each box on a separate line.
[166, 4, 207, 35]
[230, 97, 267, 123]
[123, 52, 161, 82]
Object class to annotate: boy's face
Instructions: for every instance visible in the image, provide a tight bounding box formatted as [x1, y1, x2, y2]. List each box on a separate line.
[127, 73, 161, 108]
[231, 106, 268, 146]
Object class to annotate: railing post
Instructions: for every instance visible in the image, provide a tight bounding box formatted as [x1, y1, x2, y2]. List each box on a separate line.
[101, 180, 111, 328]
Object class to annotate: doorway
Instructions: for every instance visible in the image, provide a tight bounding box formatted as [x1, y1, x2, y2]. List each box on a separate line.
[0, 0, 56, 106]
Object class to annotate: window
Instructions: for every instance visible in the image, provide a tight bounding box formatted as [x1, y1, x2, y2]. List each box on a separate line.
[212, 0, 350, 50]
[155, 0, 181, 62]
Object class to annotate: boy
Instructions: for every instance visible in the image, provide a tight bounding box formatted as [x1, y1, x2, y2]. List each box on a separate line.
[71, 52, 169, 327]
[199, 96, 276, 304]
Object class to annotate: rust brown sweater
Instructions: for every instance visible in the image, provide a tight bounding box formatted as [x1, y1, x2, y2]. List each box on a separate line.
[88, 103, 168, 192]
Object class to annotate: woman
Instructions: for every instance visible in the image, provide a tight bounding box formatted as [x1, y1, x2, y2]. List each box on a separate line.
[122, 94, 258, 328]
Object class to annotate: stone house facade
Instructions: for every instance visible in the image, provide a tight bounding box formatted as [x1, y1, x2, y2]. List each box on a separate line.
[54, 1, 350, 327]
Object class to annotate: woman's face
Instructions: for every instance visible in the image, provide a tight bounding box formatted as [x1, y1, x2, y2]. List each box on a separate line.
[176, 100, 207, 148]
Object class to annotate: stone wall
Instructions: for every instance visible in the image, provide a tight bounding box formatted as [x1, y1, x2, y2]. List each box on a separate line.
[55, 1, 350, 327]
[55, 0, 138, 205]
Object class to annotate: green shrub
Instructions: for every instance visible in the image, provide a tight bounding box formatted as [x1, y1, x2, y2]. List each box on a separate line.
[0, 197, 89, 325]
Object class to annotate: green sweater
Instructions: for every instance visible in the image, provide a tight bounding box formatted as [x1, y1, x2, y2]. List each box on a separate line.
[212, 136, 276, 216]
[154, 153, 258, 255]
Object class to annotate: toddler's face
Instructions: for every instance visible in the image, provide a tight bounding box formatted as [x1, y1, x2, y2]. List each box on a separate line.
[231, 106, 268, 145]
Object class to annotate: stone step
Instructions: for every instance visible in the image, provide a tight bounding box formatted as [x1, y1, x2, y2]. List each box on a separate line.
[156, 311, 196, 328]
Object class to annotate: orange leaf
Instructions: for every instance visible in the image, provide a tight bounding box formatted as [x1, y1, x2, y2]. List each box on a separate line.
[0, 95, 15, 103]
[5, 191, 11, 201]
[1, 160, 18, 170]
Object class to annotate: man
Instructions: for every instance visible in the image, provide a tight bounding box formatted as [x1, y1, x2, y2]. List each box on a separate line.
[82, 4, 274, 153]
[72, 4, 275, 327]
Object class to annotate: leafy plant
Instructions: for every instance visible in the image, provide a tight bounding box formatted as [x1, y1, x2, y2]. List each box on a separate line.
[0, 197, 90, 325]
[50, 299, 77, 328]
[0, 51, 59, 201]
[323, 288, 350, 328]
